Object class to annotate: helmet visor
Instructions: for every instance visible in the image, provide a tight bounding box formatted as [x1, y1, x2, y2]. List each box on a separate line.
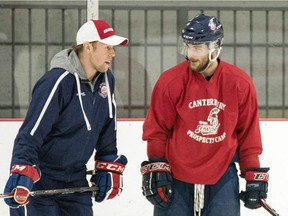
[178, 37, 209, 57]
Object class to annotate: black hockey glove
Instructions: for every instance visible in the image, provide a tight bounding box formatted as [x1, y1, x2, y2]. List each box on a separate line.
[140, 158, 173, 208]
[239, 167, 269, 209]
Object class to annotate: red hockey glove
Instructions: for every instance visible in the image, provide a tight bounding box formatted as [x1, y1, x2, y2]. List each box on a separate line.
[140, 158, 173, 208]
[4, 164, 41, 208]
[90, 155, 127, 202]
[239, 167, 269, 209]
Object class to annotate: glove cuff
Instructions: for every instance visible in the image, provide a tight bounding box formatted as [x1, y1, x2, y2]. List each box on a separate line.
[140, 161, 171, 175]
[245, 167, 269, 182]
[10, 164, 41, 183]
[94, 160, 125, 174]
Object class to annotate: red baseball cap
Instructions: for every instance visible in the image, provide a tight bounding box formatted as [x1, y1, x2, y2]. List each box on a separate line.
[76, 20, 128, 46]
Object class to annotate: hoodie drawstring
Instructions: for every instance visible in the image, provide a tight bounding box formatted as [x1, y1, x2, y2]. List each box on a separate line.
[105, 72, 117, 130]
[74, 73, 91, 131]
[105, 72, 113, 119]
[112, 93, 117, 130]
[194, 184, 205, 216]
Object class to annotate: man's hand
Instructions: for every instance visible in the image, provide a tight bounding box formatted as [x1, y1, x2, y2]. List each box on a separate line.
[239, 167, 269, 209]
[90, 155, 127, 202]
[4, 164, 41, 208]
[140, 158, 173, 208]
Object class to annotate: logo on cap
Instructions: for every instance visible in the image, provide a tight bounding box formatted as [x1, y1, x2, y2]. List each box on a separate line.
[76, 19, 128, 46]
[104, 28, 113, 34]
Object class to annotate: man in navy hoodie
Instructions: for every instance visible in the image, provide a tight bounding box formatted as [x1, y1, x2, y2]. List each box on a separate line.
[4, 19, 128, 216]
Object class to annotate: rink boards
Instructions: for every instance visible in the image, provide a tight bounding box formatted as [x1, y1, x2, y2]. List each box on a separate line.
[0, 119, 286, 215]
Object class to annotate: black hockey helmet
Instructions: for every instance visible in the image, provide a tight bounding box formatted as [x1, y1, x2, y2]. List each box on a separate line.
[181, 14, 224, 45]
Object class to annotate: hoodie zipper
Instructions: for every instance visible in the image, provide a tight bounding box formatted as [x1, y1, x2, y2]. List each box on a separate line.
[91, 72, 101, 105]
[74, 71, 114, 131]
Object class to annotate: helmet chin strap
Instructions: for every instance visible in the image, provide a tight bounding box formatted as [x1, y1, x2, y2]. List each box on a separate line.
[209, 47, 222, 62]
[194, 48, 221, 74]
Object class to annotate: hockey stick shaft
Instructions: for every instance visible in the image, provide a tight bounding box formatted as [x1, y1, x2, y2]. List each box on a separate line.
[0, 186, 98, 199]
[260, 198, 280, 216]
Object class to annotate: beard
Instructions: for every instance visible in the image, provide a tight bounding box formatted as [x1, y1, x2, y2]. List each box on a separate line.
[188, 56, 210, 73]
[186, 52, 211, 73]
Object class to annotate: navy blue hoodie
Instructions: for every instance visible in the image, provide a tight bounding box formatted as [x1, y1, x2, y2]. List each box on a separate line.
[11, 49, 118, 182]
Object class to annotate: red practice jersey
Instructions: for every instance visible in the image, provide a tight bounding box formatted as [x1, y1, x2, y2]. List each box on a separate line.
[143, 60, 262, 184]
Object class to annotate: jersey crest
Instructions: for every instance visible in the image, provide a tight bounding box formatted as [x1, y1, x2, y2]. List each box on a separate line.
[187, 99, 227, 144]
[98, 82, 108, 98]
[195, 107, 220, 135]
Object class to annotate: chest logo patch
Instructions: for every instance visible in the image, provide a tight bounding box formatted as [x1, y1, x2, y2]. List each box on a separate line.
[195, 107, 220, 135]
[98, 82, 108, 98]
[187, 99, 227, 144]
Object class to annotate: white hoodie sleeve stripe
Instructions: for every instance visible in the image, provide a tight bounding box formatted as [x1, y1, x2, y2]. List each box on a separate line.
[30, 71, 70, 136]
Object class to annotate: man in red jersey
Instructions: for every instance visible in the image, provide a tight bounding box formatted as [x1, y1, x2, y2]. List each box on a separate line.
[140, 14, 269, 216]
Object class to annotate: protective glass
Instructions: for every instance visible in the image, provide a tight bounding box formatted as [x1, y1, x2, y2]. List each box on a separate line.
[179, 44, 209, 59]
[178, 37, 222, 60]
[186, 44, 210, 57]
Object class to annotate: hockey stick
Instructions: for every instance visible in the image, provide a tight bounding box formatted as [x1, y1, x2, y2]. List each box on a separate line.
[0, 186, 98, 199]
[260, 198, 280, 216]
[239, 192, 280, 216]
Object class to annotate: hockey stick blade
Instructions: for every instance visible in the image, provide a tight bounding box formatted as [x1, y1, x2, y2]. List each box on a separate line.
[260, 198, 280, 216]
[0, 186, 98, 199]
